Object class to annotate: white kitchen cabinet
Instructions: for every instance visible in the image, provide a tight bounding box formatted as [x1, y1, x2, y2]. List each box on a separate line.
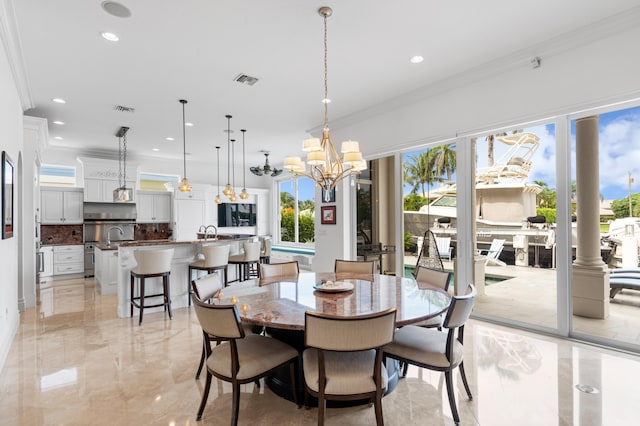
[136, 191, 172, 223]
[85, 178, 135, 202]
[41, 187, 84, 224]
[53, 245, 84, 276]
[95, 247, 119, 294]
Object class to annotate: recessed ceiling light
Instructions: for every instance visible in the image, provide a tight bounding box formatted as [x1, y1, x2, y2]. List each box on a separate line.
[165, 137, 175, 141]
[101, 32, 120, 42]
[101, 1, 132, 18]
[52, 121, 65, 125]
[52, 98, 66, 104]
[321, 98, 331, 104]
[152, 148, 160, 152]
[410, 55, 424, 64]
[185, 122, 194, 127]
[53, 136, 63, 140]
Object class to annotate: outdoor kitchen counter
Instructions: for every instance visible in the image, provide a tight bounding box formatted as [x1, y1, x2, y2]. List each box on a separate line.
[114, 238, 254, 318]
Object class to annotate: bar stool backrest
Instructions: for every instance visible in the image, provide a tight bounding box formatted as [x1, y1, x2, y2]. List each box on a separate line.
[133, 249, 174, 275]
[202, 245, 229, 268]
[243, 242, 261, 262]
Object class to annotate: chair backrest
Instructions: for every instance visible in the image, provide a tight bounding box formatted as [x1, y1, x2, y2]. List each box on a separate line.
[192, 295, 244, 340]
[334, 259, 375, 274]
[202, 244, 229, 268]
[487, 239, 505, 259]
[262, 239, 272, 256]
[133, 249, 174, 274]
[243, 241, 261, 262]
[260, 261, 299, 278]
[305, 308, 396, 351]
[443, 284, 476, 329]
[436, 237, 452, 257]
[414, 266, 451, 292]
[192, 273, 224, 302]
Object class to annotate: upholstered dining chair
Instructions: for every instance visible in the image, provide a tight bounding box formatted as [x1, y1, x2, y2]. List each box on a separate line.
[303, 308, 397, 426]
[383, 284, 476, 426]
[130, 248, 174, 325]
[260, 260, 299, 279]
[334, 259, 375, 275]
[260, 237, 272, 264]
[412, 266, 452, 329]
[192, 296, 299, 425]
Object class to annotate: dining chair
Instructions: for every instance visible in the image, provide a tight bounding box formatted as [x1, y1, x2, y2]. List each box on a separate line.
[412, 266, 452, 328]
[192, 295, 299, 424]
[129, 248, 174, 325]
[260, 237, 272, 264]
[303, 308, 397, 426]
[383, 284, 476, 425]
[188, 244, 230, 306]
[334, 259, 375, 275]
[260, 260, 299, 279]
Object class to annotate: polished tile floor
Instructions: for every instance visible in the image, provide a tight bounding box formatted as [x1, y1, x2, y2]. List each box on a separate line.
[1, 278, 640, 425]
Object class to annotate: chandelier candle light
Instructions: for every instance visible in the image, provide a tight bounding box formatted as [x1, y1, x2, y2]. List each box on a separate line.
[178, 99, 192, 192]
[239, 129, 249, 200]
[283, 6, 366, 195]
[113, 126, 133, 202]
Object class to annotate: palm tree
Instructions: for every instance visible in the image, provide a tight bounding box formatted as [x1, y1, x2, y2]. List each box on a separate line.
[433, 144, 456, 182]
[404, 151, 437, 196]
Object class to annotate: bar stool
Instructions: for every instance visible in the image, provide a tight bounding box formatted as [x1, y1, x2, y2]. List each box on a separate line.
[260, 238, 272, 264]
[130, 248, 174, 325]
[188, 244, 230, 306]
[228, 241, 261, 282]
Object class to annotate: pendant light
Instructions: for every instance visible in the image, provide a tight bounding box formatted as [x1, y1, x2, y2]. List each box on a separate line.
[223, 114, 234, 197]
[215, 146, 222, 204]
[178, 99, 192, 192]
[239, 129, 249, 200]
[229, 138, 237, 202]
[113, 126, 133, 202]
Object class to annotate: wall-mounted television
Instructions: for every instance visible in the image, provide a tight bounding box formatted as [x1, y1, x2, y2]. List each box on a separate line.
[218, 203, 257, 227]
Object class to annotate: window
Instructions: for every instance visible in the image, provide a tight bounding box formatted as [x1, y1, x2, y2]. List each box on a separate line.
[277, 177, 315, 245]
[40, 164, 76, 186]
[139, 172, 179, 191]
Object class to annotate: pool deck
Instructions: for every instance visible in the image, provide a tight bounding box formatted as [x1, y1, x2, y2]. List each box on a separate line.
[403, 255, 640, 347]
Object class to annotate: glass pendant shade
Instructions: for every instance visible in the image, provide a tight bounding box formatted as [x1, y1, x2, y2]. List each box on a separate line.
[179, 177, 192, 192]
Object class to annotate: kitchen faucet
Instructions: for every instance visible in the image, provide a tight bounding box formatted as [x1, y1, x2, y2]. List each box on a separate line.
[198, 225, 206, 234]
[204, 225, 218, 241]
[107, 226, 124, 247]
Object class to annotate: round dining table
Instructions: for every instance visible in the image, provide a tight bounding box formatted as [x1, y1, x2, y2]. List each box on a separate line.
[215, 271, 451, 404]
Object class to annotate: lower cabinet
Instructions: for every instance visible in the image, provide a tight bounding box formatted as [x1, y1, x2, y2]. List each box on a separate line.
[95, 247, 119, 294]
[53, 245, 84, 276]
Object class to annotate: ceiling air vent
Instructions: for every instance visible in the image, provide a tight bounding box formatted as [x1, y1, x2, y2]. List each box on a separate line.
[114, 105, 135, 113]
[234, 73, 259, 86]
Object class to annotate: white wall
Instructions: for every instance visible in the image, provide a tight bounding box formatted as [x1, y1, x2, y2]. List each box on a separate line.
[0, 18, 24, 372]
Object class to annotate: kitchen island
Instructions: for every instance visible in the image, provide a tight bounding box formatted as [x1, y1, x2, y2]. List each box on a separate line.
[113, 238, 254, 319]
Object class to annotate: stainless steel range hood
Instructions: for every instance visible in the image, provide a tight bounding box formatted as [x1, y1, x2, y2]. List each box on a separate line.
[83, 202, 137, 222]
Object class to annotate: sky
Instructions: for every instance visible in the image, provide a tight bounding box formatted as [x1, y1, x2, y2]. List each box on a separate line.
[402, 104, 640, 201]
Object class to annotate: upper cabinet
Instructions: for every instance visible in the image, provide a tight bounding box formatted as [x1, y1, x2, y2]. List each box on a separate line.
[41, 187, 84, 224]
[137, 191, 172, 223]
[85, 178, 136, 203]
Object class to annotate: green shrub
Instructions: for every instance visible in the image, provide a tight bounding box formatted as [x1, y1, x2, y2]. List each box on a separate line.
[536, 208, 556, 224]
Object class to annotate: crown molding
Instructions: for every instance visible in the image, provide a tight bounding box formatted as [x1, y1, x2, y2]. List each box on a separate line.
[0, 0, 34, 110]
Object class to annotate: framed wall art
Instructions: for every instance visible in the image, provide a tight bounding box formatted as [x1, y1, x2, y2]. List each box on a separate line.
[321, 206, 336, 225]
[2, 151, 14, 239]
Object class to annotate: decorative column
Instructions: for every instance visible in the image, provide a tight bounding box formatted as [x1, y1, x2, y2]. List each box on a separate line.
[572, 116, 609, 319]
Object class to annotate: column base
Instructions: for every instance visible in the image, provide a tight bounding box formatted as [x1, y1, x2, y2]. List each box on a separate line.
[572, 264, 609, 319]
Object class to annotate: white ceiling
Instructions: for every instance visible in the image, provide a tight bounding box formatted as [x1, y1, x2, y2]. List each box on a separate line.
[12, 0, 640, 169]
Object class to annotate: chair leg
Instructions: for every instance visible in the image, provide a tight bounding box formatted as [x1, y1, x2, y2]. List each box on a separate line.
[317, 395, 326, 426]
[188, 266, 193, 307]
[231, 382, 241, 426]
[374, 391, 384, 426]
[138, 277, 145, 326]
[401, 361, 408, 378]
[164, 274, 172, 320]
[289, 360, 300, 408]
[196, 371, 212, 420]
[459, 362, 473, 400]
[444, 370, 460, 425]
[195, 338, 206, 379]
[130, 275, 134, 317]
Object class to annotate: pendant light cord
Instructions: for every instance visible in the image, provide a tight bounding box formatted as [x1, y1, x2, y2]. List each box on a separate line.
[323, 10, 329, 130]
[216, 146, 221, 194]
[180, 99, 188, 179]
[241, 129, 246, 188]
[226, 115, 232, 185]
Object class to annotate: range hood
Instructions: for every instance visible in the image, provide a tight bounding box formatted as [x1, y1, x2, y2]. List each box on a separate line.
[83, 202, 137, 222]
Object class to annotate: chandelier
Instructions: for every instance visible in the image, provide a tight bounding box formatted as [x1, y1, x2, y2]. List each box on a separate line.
[250, 152, 283, 177]
[178, 99, 192, 192]
[283, 6, 366, 191]
[113, 126, 133, 202]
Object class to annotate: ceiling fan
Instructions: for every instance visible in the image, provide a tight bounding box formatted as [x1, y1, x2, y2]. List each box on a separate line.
[250, 152, 283, 177]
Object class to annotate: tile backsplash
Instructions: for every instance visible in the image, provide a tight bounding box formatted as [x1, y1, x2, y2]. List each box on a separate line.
[135, 223, 170, 240]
